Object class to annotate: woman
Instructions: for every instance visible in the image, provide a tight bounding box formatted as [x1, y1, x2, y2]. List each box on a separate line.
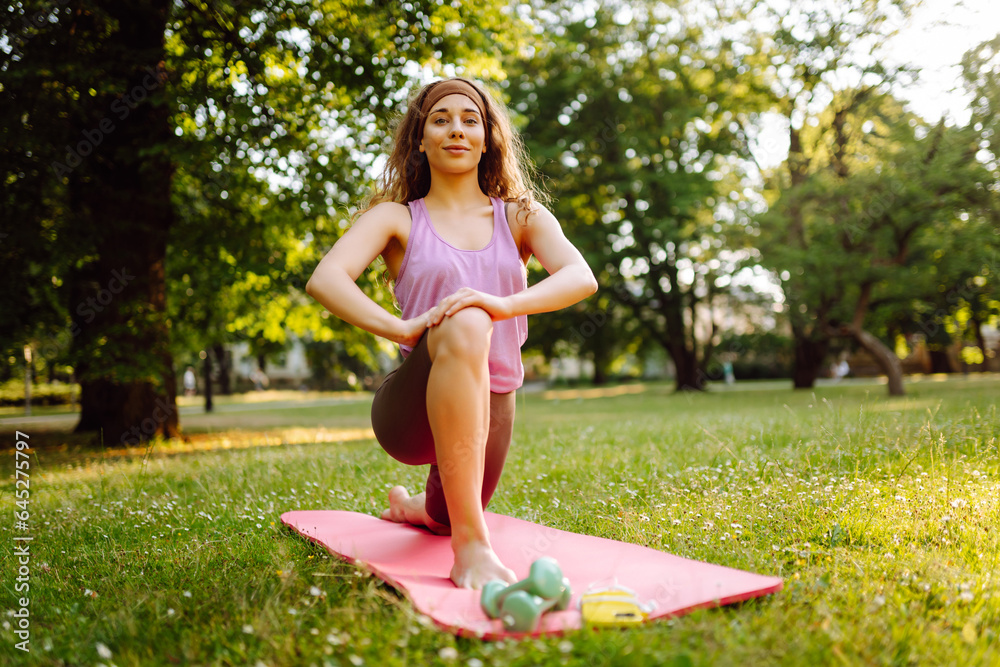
[305, 78, 597, 589]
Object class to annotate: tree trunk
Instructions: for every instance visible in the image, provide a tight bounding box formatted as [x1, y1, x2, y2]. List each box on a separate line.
[70, 0, 178, 446]
[213, 342, 232, 395]
[850, 327, 905, 396]
[592, 356, 608, 385]
[972, 317, 988, 372]
[670, 344, 704, 391]
[203, 349, 214, 412]
[929, 349, 953, 373]
[655, 283, 704, 391]
[588, 326, 611, 386]
[792, 335, 828, 389]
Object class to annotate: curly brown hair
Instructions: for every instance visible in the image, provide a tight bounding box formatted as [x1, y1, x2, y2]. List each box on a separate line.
[361, 77, 548, 223]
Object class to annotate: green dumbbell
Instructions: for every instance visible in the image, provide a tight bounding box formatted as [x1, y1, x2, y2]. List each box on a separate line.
[498, 586, 572, 632]
[480, 557, 572, 632]
[499, 590, 549, 632]
[480, 579, 508, 618]
[481, 557, 565, 613]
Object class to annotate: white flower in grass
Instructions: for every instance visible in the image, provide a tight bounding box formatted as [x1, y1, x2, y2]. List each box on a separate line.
[167, 608, 175, 616]
[558, 640, 574, 653]
[950, 498, 967, 509]
[348, 655, 363, 666]
[309, 585, 323, 597]
[467, 659, 484, 667]
[96, 642, 112, 659]
[959, 591, 974, 603]
[183, 591, 192, 598]
[873, 595, 886, 608]
[438, 646, 459, 661]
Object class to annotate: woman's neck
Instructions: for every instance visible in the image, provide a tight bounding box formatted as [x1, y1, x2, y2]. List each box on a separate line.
[424, 167, 489, 210]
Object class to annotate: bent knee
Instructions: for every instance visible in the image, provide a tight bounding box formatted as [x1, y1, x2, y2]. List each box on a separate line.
[448, 306, 493, 333]
[430, 307, 493, 360]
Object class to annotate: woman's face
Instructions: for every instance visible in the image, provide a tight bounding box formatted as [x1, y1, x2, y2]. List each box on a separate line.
[419, 93, 487, 175]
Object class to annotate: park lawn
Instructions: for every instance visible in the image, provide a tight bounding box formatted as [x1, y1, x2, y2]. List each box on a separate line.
[1, 377, 998, 666]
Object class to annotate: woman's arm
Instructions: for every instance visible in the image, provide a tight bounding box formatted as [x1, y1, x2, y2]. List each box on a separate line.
[305, 203, 429, 346]
[433, 204, 598, 323]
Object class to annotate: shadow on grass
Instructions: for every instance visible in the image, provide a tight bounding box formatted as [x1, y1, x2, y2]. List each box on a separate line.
[0, 425, 375, 469]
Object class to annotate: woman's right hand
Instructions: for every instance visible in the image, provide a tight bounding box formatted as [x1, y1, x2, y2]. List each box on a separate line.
[394, 295, 467, 346]
[392, 312, 433, 347]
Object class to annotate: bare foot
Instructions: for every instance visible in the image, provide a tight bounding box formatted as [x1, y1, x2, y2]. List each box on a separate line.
[450, 540, 517, 589]
[380, 486, 451, 535]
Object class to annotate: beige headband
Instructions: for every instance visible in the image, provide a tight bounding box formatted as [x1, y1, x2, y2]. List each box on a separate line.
[419, 79, 489, 138]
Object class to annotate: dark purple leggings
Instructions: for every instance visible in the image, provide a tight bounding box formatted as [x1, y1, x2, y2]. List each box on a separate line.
[370, 332, 515, 526]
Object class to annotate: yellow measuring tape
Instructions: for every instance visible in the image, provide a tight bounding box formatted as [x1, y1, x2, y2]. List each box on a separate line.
[579, 586, 656, 626]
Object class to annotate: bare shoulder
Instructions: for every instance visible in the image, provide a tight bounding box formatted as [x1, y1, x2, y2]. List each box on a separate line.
[507, 200, 561, 257]
[353, 202, 412, 279]
[355, 201, 411, 235]
[524, 201, 559, 228]
[506, 200, 557, 226]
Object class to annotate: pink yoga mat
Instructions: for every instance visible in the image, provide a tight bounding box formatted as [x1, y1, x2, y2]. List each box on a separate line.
[281, 510, 782, 639]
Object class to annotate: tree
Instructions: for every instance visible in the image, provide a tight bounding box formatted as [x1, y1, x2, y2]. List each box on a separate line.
[882, 34, 1000, 373]
[525, 277, 645, 385]
[508, 0, 770, 390]
[758, 91, 994, 395]
[164, 0, 525, 405]
[745, 0, 921, 389]
[958, 34, 1000, 369]
[2, 0, 526, 443]
[1, 0, 183, 443]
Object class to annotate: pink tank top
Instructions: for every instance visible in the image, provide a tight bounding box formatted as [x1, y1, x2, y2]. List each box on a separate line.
[394, 197, 528, 392]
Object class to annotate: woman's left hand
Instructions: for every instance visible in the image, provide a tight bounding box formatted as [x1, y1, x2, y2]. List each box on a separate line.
[427, 288, 514, 326]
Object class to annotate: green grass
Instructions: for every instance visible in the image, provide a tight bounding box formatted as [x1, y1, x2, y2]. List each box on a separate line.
[1, 377, 998, 666]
